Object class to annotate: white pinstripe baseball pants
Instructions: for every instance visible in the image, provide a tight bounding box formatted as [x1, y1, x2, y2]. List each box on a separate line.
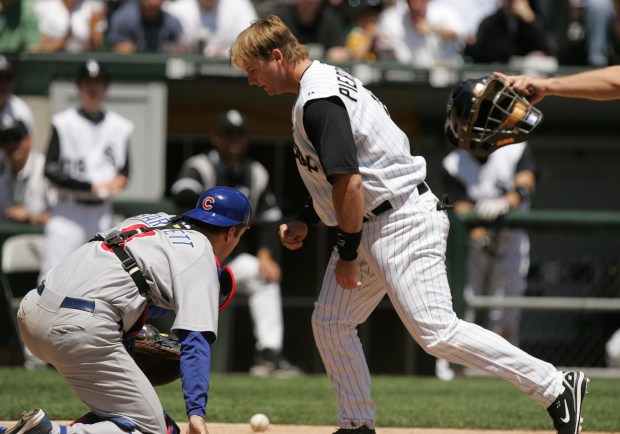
[311, 190, 563, 430]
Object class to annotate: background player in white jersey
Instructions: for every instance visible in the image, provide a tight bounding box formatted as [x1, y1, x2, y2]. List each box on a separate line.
[441, 143, 537, 344]
[230, 15, 587, 434]
[171, 109, 301, 377]
[2, 186, 252, 434]
[0, 114, 53, 225]
[0, 54, 36, 174]
[0, 55, 35, 134]
[38, 59, 133, 285]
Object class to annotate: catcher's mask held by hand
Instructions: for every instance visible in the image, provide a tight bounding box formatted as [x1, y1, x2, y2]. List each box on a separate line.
[445, 76, 543, 157]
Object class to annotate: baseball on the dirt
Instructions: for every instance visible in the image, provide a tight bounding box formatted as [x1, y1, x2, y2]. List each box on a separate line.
[250, 413, 269, 432]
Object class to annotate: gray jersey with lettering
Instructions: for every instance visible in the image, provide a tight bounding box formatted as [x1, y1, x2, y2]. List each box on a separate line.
[44, 212, 219, 336]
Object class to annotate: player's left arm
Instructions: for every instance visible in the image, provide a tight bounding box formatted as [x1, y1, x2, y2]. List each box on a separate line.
[93, 141, 130, 197]
[177, 329, 213, 428]
[111, 142, 131, 193]
[303, 97, 363, 290]
[509, 145, 537, 209]
[332, 173, 364, 290]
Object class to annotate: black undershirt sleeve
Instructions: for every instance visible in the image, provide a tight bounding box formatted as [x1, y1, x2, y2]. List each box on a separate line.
[44, 126, 92, 191]
[119, 142, 130, 178]
[440, 165, 471, 204]
[303, 97, 359, 183]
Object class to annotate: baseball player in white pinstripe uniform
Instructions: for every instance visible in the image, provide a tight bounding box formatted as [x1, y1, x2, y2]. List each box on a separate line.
[230, 15, 588, 434]
[38, 59, 133, 285]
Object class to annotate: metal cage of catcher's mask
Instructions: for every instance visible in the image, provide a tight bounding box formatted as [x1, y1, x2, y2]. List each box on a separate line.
[446, 76, 543, 154]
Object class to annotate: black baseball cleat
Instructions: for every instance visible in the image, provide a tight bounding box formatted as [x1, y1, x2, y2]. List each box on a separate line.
[333, 426, 376, 434]
[547, 371, 589, 434]
[4, 409, 52, 434]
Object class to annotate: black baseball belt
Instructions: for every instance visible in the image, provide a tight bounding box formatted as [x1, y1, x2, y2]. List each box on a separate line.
[363, 182, 429, 222]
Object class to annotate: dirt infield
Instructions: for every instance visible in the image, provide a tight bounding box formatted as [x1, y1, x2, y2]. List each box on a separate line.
[199, 424, 618, 434]
[199, 423, 557, 434]
[2, 421, 611, 434]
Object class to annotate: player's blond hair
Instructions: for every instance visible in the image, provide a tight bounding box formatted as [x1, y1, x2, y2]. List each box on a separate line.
[230, 15, 308, 70]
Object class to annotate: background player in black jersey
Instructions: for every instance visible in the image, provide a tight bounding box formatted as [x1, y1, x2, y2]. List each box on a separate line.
[171, 109, 301, 377]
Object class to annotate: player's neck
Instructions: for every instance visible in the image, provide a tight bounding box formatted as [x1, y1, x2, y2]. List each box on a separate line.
[294, 59, 313, 93]
[79, 107, 105, 123]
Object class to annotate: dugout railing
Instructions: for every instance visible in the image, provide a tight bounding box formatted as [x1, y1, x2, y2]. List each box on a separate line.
[448, 210, 620, 377]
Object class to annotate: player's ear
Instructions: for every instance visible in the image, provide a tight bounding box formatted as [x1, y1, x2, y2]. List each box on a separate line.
[272, 49, 283, 63]
[224, 226, 237, 242]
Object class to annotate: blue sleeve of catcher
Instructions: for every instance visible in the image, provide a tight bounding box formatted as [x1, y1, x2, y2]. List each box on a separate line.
[177, 330, 213, 418]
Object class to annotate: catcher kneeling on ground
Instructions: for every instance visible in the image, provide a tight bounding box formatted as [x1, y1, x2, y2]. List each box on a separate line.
[1, 186, 251, 434]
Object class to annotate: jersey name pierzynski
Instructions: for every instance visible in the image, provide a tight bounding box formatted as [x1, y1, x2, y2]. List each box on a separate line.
[292, 61, 427, 227]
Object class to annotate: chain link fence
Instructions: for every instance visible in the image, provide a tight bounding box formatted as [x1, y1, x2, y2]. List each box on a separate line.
[450, 211, 620, 372]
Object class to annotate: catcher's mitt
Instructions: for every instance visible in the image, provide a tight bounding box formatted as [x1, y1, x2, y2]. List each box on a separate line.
[134, 324, 181, 386]
[445, 76, 543, 157]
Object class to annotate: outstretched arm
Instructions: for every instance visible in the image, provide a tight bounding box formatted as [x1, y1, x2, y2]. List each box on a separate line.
[494, 66, 620, 103]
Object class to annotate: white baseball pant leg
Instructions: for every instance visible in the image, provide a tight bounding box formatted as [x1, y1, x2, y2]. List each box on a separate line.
[18, 289, 168, 434]
[228, 253, 284, 352]
[312, 191, 562, 429]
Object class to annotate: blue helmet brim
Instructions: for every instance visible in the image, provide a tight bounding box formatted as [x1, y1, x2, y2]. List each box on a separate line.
[183, 208, 245, 227]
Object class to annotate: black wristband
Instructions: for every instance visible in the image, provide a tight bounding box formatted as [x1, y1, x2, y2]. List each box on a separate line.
[336, 228, 362, 261]
[515, 186, 531, 203]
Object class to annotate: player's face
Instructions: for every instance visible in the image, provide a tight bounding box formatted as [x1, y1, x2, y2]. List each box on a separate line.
[242, 55, 287, 96]
[78, 77, 108, 108]
[219, 226, 247, 261]
[408, 0, 428, 19]
[214, 129, 249, 162]
[0, 136, 30, 167]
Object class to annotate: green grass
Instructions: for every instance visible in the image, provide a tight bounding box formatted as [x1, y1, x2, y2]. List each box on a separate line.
[1, 367, 619, 431]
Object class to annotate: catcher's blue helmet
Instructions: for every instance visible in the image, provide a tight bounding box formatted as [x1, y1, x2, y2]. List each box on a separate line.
[445, 76, 542, 157]
[183, 187, 252, 228]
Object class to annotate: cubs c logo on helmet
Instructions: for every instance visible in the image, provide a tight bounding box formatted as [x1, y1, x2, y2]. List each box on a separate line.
[202, 196, 215, 210]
